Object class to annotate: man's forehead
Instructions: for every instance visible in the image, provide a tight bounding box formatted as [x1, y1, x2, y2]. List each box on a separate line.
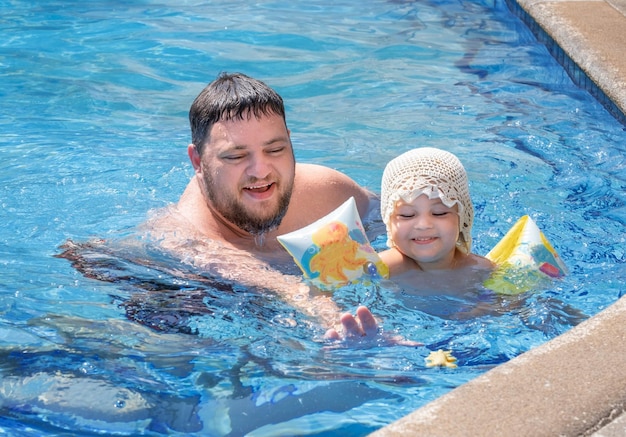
[208, 117, 290, 149]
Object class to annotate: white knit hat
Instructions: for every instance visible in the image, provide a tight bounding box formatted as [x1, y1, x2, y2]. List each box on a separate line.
[381, 147, 473, 253]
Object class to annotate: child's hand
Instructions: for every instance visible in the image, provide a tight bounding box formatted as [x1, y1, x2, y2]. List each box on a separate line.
[325, 306, 422, 347]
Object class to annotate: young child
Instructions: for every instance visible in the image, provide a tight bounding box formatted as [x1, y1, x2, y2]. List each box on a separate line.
[378, 147, 494, 294]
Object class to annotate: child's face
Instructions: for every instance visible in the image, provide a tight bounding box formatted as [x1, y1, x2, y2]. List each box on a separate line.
[389, 194, 460, 270]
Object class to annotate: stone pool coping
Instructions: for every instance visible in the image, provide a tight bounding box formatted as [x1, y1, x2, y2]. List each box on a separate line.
[371, 295, 626, 436]
[371, 1, 626, 435]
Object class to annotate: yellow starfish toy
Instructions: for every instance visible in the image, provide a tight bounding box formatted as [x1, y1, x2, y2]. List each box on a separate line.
[425, 350, 458, 368]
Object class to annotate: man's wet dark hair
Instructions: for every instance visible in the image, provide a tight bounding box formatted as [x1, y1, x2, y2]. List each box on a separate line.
[189, 72, 287, 155]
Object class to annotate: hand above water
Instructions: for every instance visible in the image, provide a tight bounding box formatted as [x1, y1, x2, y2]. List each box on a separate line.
[325, 306, 422, 347]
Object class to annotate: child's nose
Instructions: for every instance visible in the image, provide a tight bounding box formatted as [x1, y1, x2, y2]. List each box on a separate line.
[413, 214, 433, 229]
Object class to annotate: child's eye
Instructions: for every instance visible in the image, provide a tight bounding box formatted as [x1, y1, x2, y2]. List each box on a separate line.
[397, 213, 415, 219]
[432, 211, 450, 216]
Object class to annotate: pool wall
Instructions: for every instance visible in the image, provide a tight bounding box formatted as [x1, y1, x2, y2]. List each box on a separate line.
[507, 0, 626, 126]
[371, 0, 626, 435]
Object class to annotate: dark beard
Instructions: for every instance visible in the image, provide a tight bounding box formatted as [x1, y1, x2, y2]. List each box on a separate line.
[222, 192, 291, 235]
[205, 181, 293, 236]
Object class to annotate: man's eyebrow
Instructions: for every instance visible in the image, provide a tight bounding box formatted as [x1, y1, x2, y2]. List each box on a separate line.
[225, 136, 289, 151]
[261, 137, 291, 148]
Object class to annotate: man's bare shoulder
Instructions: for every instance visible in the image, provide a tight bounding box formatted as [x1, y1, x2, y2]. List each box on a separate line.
[296, 162, 342, 176]
[153, 177, 226, 242]
[141, 205, 197, 243]
[295, 163, 360, 185]
[293, 163, 376, 216]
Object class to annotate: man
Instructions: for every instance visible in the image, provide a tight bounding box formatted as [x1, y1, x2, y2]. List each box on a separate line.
[148, 72, 378, 338]
[176, 73, 372, 252]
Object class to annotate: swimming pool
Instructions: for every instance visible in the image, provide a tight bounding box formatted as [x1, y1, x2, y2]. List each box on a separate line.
[2, 0, 626, 435]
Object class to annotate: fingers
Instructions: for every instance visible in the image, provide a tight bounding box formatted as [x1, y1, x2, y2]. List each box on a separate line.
[326, 306, 421, 347]
[336, 306, 378, 339]
[324, 328, 341, 340]
[355, 306, 377, 336]
[340, 313, 365, 337]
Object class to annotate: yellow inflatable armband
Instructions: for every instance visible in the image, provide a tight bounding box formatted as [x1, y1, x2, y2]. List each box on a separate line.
[277, 197, 389, 290]
[484, 215, 568, 295]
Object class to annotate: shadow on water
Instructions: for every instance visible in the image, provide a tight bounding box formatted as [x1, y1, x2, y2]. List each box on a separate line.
[0, 238, 415, 435]
[56, 239, 278, 336]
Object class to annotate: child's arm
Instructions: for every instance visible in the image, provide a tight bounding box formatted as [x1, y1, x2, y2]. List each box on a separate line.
[378, 247, 413, 276]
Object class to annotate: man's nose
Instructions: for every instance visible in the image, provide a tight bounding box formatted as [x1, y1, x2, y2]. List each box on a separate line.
[247, 154, 272, 179]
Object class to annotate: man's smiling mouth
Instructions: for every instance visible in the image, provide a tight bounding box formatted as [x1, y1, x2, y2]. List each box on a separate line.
[244, 183, 273, 193]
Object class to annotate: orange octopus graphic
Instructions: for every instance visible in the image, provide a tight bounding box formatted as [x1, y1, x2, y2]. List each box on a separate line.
[309, 221, 367, 284]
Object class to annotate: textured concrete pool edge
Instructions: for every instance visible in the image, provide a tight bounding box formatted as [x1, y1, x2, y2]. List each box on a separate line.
[370, 1, 626, 435]
[370, 295, 626, 437]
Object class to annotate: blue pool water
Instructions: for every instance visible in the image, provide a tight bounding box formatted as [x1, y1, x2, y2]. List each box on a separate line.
[2, 0, 626, 435]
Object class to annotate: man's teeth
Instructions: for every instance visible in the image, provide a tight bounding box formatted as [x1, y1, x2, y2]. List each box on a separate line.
[245, 183, 271, 192]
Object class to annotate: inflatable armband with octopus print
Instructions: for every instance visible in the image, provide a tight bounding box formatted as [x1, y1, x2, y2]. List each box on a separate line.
[277, 197, 389, 290]
[484, 215, 568, 295]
